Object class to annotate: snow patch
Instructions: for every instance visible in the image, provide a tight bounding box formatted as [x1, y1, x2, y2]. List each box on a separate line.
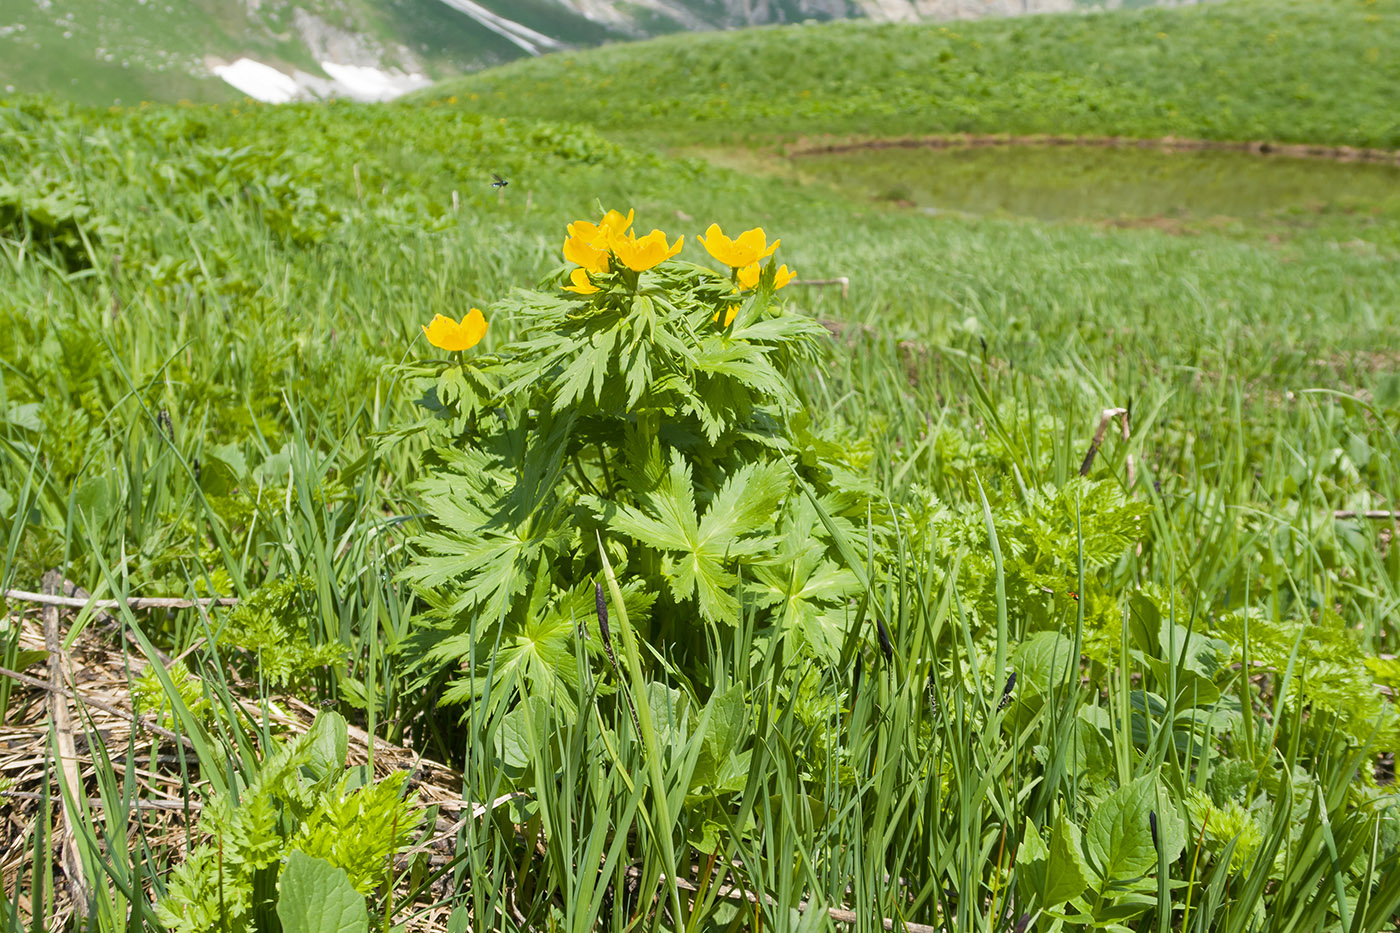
[319, 61, 431, 101]
[212, 58, 302, 103]
[209, 57, 431, 104]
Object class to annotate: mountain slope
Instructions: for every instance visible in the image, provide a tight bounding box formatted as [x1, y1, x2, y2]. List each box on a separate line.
[0, 0, 1205, 106]
[432, 0, 1400, 150]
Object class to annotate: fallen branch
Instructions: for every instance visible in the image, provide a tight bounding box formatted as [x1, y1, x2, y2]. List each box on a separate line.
[1332, 510, 1400, 520]
[0, 790, 202, 811]
[3, 589, 237, 611]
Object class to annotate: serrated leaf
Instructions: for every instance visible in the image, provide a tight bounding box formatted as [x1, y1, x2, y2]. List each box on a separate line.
[606, 454, 787, 624]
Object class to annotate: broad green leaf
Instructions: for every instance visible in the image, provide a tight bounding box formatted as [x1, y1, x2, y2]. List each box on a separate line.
[1021, 814, 1093, 907]
[496, 695, 552, 771]
[1045, 813, 1094, 904]
[276, 851, 369, 933]
[1086, 775, 1182, 882]
[300, 712, 348, 781]
[1014, 631, 1079, 696]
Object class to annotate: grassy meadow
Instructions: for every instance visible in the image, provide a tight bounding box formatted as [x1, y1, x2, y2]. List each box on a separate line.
[435, 0, 1400, 149]
[2, 0, 1399, 930]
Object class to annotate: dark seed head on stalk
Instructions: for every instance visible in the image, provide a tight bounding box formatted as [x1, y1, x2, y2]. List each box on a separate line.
[875, 618, 894, 663]
[1149, 810, 1159, 851]
[997, 672, 1017, 711]
[595, 581, 611, 643]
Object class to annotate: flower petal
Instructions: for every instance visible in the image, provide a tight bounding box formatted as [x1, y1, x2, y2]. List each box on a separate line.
[567, 220, 605, 247]
[563, 268, 600, 294]
[459, 308, 489, 348]
[699, 223, 734, 264]
[423, 310, 487, 351]
[614, 228, 680, 271]
[601, 209, 634, 237]
[564, 235, 610, 274]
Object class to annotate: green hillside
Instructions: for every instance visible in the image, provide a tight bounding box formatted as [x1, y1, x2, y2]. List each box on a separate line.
[437, 0, 1400, 148]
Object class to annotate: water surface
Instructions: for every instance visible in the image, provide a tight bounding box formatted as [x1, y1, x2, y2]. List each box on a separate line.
[791, 145, 1400, 227]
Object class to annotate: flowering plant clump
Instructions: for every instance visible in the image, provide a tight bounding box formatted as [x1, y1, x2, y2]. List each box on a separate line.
[399, 207, 877, 711]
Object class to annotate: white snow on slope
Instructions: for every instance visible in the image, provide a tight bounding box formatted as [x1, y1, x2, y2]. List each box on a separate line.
[430, 0, 565, 55]
[320, 62, 431, 101]
[210, 58, 430, 104]
[212, 58, 302, 103]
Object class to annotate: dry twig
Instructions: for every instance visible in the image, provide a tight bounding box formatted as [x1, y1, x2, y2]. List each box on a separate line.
[43, 571, 90, 918]
[1079, 406, 1131, 479]
[3, 589, 236, 611]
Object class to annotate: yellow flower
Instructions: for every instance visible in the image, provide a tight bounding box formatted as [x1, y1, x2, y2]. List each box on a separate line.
[736, 261, 794, 291]
[423, 309, 488, 351]
[600, 208, 634, 239]
[611, 229, 683, 272]
[563, 235, 610, 275]
[563, 267, 600, 294]
[567, 209, 634, 249]
[736, 262, 761, 290]
[699, 223, 779, 268]
[712, 304, 739, 327]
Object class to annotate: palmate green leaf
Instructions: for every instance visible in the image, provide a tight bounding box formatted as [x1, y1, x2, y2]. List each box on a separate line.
[692, 341, 783, 387]
[673, 377, 728, 444]
[610, 454, 699, 553]
[552, 325, 617, 413]
[622, 339, 653, 409]
[608, 453, 788, 624]
[750, 546, 861, 661]
[407, 412, 576, 625]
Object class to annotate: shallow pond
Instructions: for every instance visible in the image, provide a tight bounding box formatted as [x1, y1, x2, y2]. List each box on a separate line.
[789, 144, 1400, 226]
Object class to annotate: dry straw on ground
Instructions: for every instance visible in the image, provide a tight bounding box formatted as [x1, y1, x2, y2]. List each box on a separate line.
[0, 575, 471, 930]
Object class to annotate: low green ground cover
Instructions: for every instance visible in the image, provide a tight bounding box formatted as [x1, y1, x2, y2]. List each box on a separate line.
[2, 5, 1400, 923]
